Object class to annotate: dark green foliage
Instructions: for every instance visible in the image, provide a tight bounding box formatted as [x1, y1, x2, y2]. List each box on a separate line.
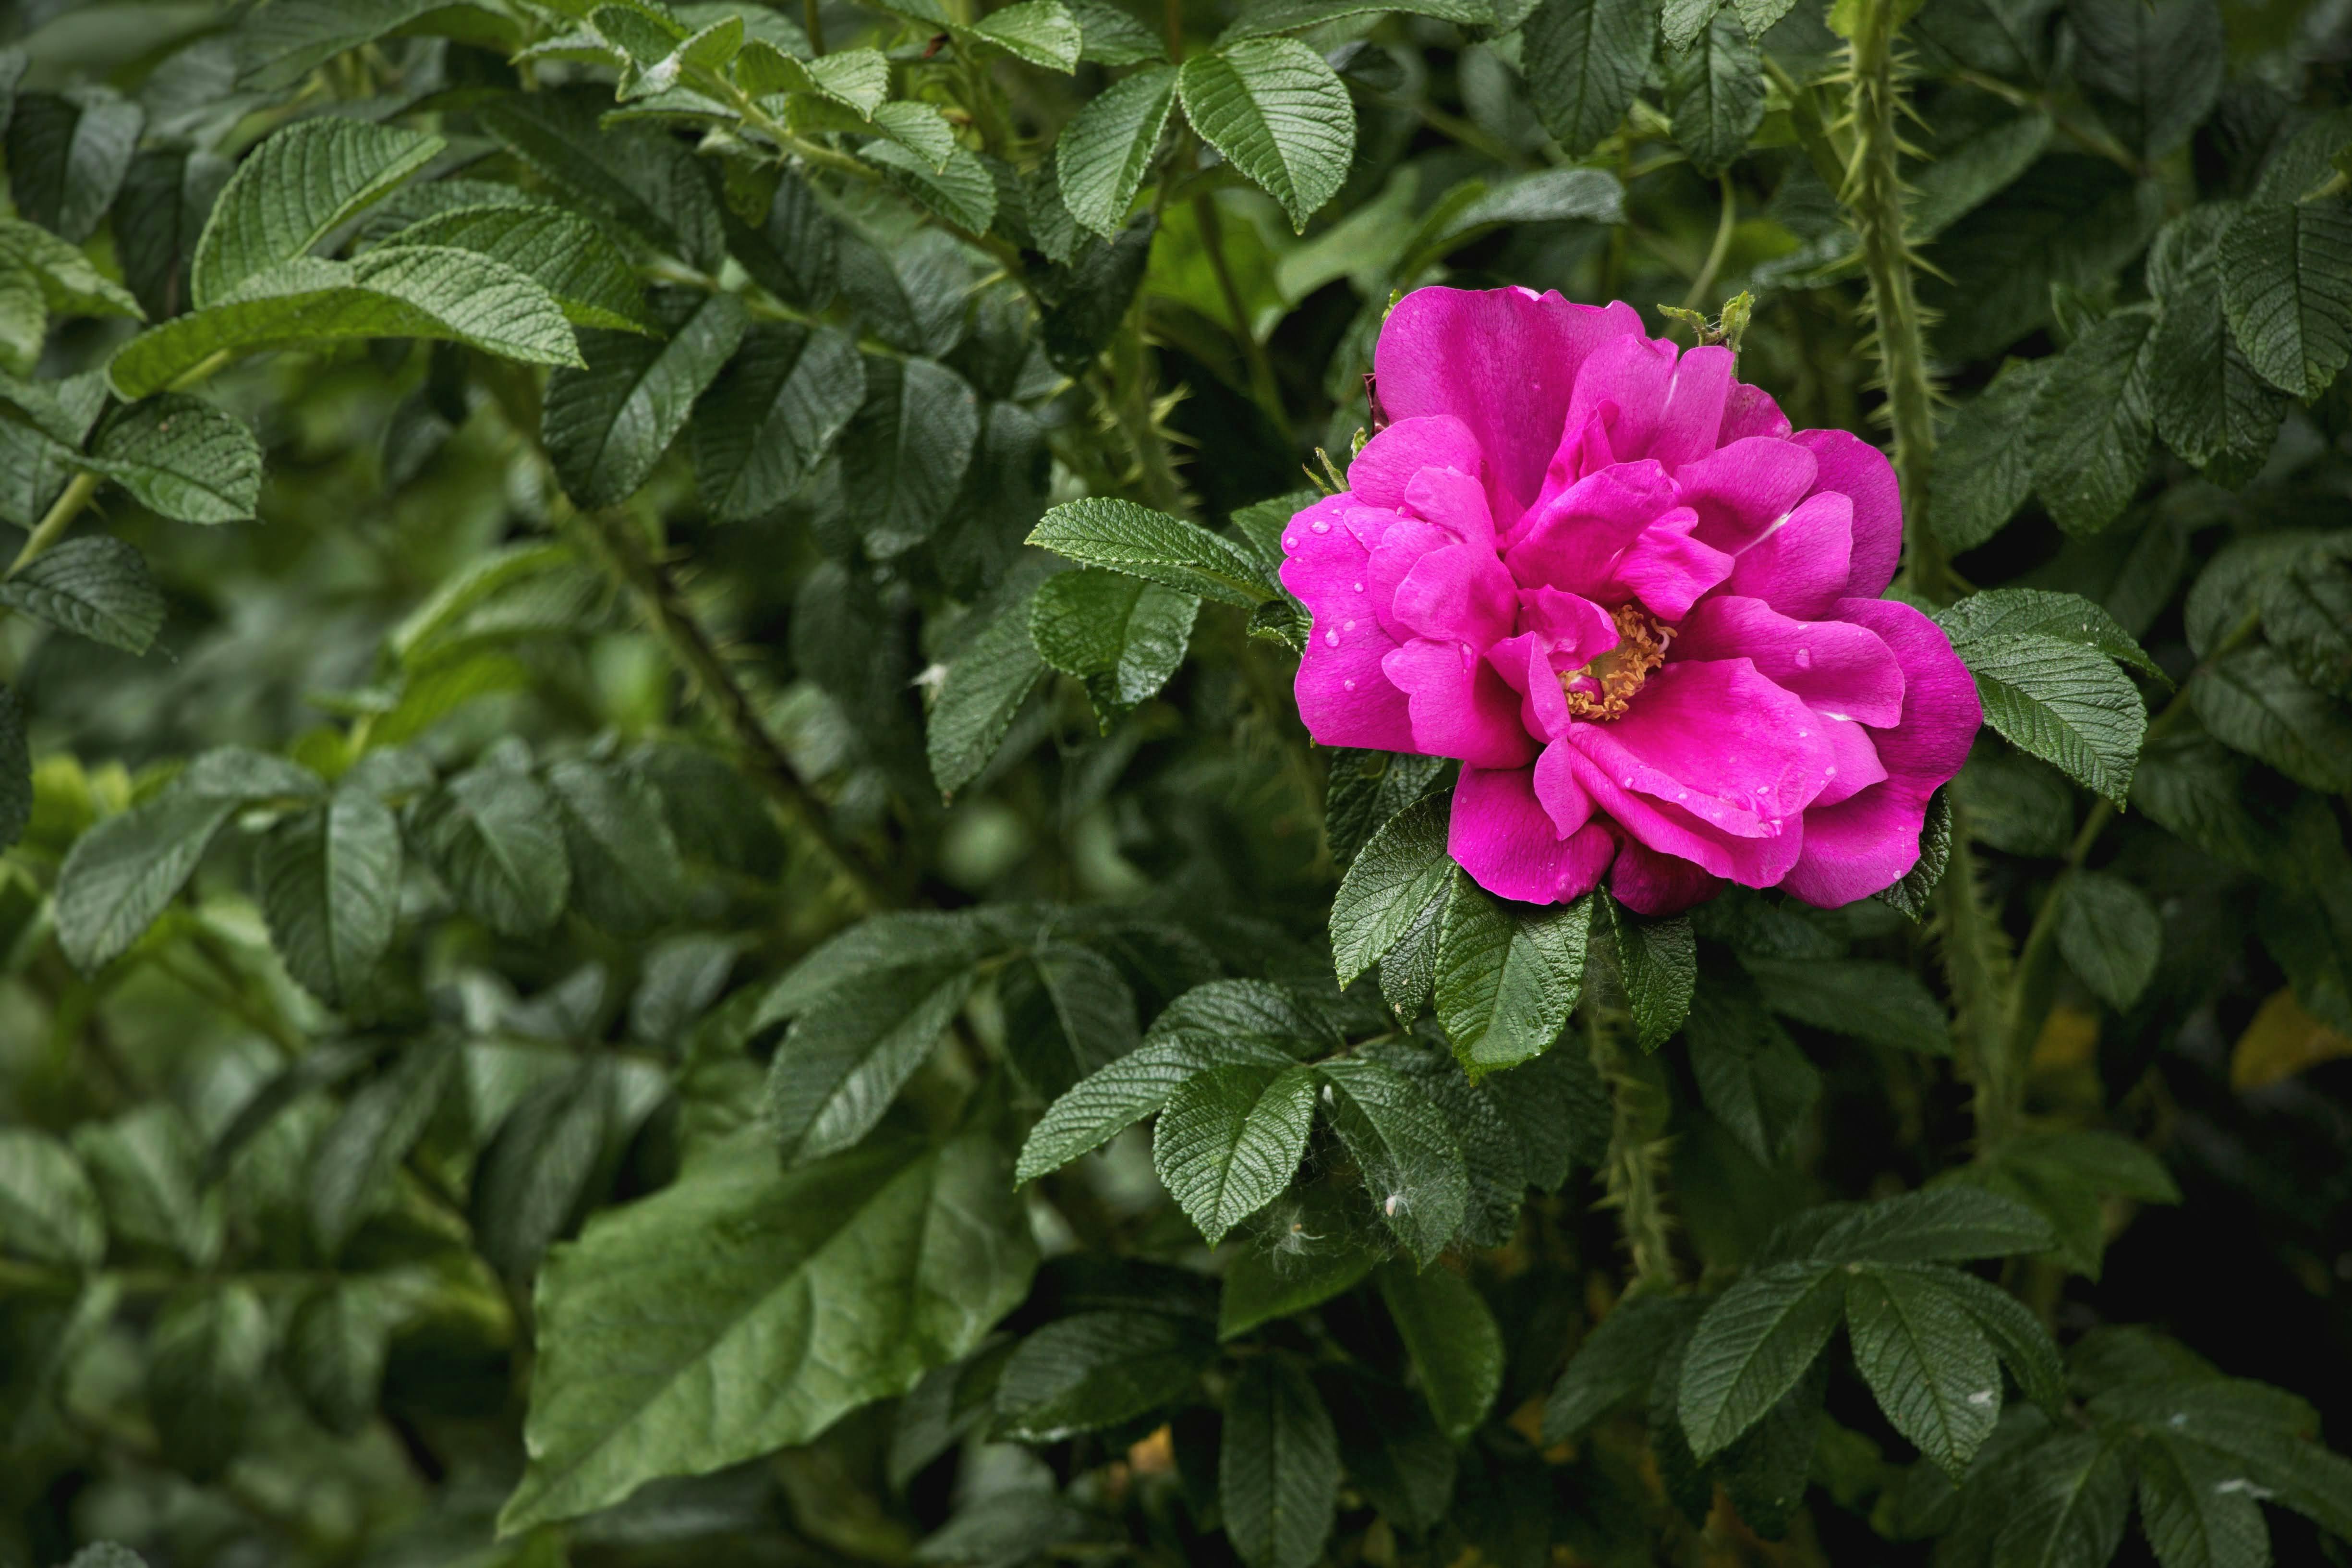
[1, 2, 2349, 1568]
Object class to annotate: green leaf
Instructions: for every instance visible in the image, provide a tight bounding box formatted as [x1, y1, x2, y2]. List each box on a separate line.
[74, 1104, 220, 1267]
[1744, 957, 1951, 1054]
[1330, 792, 1455, 986]
[1324, 750, 1448, 866]
[867, 142, 1000, 233]
[767, 965, 978, 1166]
[0, 536, 164, 654]
[403, 762, 572, 938]
[1685, 983, 1820, 1165]
[1176, 40, 1356, 232]
[546, 757, 686, 934]
[191, 118, 444, 308]
[257, 789, 401, 1009]
[1017, 1034, 1293, 1182]
[846, 355, 981, 557]
[1799, 1185, 2055, 1264]
[1379, 883, 1444, 1021]
[1543, 1293, 1703, 1441]
[147, 1285, 271, 1476]
[1921, 157, 2163, 362]
[2259, 536, 2352, 700]
[928, 581, 1048, 797]
[2028, 308, 2156, 535]
[237, 0, 468, 87]
[1948, 633, 2146, 804]
[2134, 1428, 2271, 1568]
[2146, 207, 2290, 480]
[968, 0, 1084, 69]
[1220, 0, 1489, 36]
[1923, 1265, 2066, 1411]
[286, 1277, 412, 1437]
[2064, 0, 2223, 162]
[2219, 201, 2352, 400]
[1057, 65, 1179, 238]
[1029, 496, 1281, 607]
[1930, 357, 2052, 553]
[994, 1310, 1213, 1440]
[384, 206, 653, 332]
[6, 88, 144, 243]
[1153, 1063, 1318, 1243]
[1953, 1130, 2178, 1279]
[1218, 1222, 1381, 1339]
[0, 216, 144, 322]
[1907, 110, 2052, 242]
[1954, 751, 2074, 857]
[1875, 787, 1954, 921]
[0, 1128, 106, 1267]
[1432, 873, 1590, 1076]
[1376, 1261, 1503, 1443]
[1937, 586, 2166, 684]
[544, 289, 748, 509]
[1316, 1056, 1469, 1264]
[1992, 1432, 2133, 1568]
[690, 321, 862, 520]
[307, 1040, 458, 1257]
[500, 1130, 1037, 1533]
[1676, 1262, 1846, 1460]
[471, 1058, 635, 1277]
[1661, 0, 1722, 52]
[2054, 869, 2162, 1011]
[1844, 1264, 2002, 1478]
[55, 793, 242, 973]
[999, 943, 1140, 1100]
[2189, 647, 2352, 795]
[88, 394, 262, 523]
[1030, 568, 1200, 725]
[109, 248, 585, 400]
[1220, 1356, 1340, 1568]
[110, 148, 236, 319]
[1604, 895, 1696, 1050]
[1071, 0, 1165, 61]
[1319, 1369, 1458, 1533]
[479, 87, 727, 270]
[1663, 12, 1763, 179]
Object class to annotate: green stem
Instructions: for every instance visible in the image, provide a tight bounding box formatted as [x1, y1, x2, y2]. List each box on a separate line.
[10, 470, 101, 582]
[1936, 815, 2017, 1148]
[1842, 0, 1951, 602]
[1192, 194, 1293, 445]
[803, 0, 825, 54]
[1584, 956, 1677, 1292]
[563, 505, 885, 914]
[1680, 171, 1739, 312]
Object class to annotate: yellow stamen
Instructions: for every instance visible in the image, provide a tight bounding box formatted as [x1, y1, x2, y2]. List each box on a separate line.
[1562, 604, 1674, 721]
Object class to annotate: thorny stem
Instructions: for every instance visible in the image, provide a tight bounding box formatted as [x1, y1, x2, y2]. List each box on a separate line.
[1937, 817, 2018, 1148]
[563, 504, 885, 914]
[1841, 0, 1954, 603]
[1585, 953, 1677, 1293]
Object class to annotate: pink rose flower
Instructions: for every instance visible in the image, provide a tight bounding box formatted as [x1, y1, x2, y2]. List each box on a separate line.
[1281, 287, 1981, 915]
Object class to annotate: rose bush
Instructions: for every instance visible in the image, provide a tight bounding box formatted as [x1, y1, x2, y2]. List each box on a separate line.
[1284, 286, 1977, 912]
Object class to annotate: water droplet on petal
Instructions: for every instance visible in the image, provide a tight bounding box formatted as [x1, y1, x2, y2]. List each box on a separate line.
[1353, 581, 1364, 592]
[1310, 519, 1331, 533]
[1622, 776, 1635, 788]
[1323, 629, 1339, 647]
[1797, 729, 1809, 738]
[1344, 620, 1357, 631]
[1285, 536, 1297, 549]
[1794, 646, 1812, 668]
[1344, 678, 1357, 690]
[1825, 765, 1838, 778]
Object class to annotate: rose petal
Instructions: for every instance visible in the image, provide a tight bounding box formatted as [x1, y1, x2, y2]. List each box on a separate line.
[1649, 344, 1735, 469]
[1503, 460, 1678, 599]
[1374, 287, 1645, 523]
[1383, 637, 1540, 767]
[1281, 496, 1415, 750]
[1793, 429, 1902, 599]
[1394, 541, 1519, 646]
[1451, 762, 1612, 904]
[1404, 464, 1498, 552]
[1349, 415, 1484, 510]
[1718, 380, 1793, 444]
[1810, 715, 1889, 806]
[1613, 509, 1734, 620]
[1725, 490, 1854, 620]
[1563, 333, 1677, 465]
[1674, 436, 1819, 556]
[1569, 657, 1837, 831]
[1609, 836, 1725, 915]
[1672, 596, 1906, 727]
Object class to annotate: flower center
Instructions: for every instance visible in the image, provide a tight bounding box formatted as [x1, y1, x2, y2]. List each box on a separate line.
[1561, 603, 1674, 721]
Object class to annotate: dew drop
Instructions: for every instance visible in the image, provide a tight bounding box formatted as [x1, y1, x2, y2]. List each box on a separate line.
[1285, 536, 1297, 549]
[1310, 519, 1331, 533]
[1622, 776, 1635, 788]
[1797, 729, 1809, 738]
[1344, 619, 1357, 631]
[1323, 629, 1339, 647]
[1794, 646, 1812, 668]
[1344, 679, 1357, 690]
[1353, 581, 1365, 592]
[1825, 765, 1838, 778]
